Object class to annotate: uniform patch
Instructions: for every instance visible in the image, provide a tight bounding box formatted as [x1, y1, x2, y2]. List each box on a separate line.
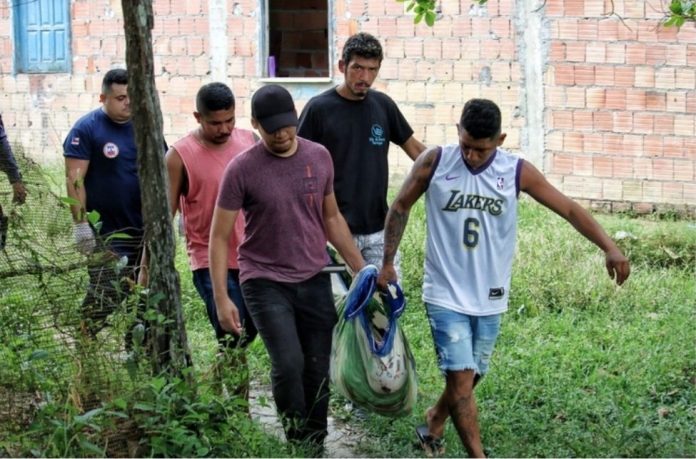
[496, 176, 505, 190]
[103, 142, 119, 159]
[489, 287, 505, 299]
[71, 137, 80, 146]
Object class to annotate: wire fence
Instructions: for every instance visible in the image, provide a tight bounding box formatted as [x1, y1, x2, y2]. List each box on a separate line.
[0, 152, 148, 443]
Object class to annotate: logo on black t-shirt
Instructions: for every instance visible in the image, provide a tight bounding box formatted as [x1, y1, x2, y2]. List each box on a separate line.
[103, 142, 120, 159]
[369, 124, 385, 146]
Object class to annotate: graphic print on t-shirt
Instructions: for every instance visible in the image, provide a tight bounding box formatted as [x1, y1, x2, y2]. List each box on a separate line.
[103, 142, 119, 159]
[369, 124, 385, 146]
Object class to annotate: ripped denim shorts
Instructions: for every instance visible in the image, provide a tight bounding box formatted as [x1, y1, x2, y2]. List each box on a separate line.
[425, 303, 502, 376]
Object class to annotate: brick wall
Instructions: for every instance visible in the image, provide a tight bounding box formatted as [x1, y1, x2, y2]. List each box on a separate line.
[0, 0, 693, 215]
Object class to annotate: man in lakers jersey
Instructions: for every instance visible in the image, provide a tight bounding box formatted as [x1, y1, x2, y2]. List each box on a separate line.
[378, 99, 630, 457]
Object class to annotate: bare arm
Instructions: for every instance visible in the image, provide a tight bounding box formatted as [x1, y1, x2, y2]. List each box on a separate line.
[378, 146, 440, 289]
[65, 157, 90, 222]
[521, 161, 630, 285]
[400, 135, 428, 161]
[323, 192, 365, 273]
[165, 147, 184, 217]
[209, 205, 242, 335]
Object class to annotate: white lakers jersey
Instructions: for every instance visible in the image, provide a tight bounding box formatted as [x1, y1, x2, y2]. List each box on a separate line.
[422, 144, 523, 315]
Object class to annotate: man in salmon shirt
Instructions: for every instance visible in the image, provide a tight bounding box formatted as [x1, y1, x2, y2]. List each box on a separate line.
[166, 82, 258, 401]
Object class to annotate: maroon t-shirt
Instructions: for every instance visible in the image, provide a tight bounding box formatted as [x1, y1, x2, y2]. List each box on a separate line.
[217, 137, 333, 283]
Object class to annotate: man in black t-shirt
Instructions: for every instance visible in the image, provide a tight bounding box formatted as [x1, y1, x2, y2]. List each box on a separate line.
[298, 32, 426, 272]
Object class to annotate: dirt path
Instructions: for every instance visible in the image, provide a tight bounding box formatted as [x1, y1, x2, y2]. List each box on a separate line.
[250, 384, 367, 457]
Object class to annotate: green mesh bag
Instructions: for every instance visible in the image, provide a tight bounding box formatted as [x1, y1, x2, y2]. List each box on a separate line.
[330, 265, 417, 417]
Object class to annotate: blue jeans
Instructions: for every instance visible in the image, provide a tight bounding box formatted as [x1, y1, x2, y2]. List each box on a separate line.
[241, 272, 336, 447]
[425, 303, 502, 376]
[192, 268, 257, 348]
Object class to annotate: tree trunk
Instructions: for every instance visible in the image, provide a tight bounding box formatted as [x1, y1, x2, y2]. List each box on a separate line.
[121, 0, 192, 379]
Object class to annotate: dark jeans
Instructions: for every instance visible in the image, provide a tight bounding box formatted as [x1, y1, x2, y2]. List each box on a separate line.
[192, 268, 257, 348]
[80, 248, 144, 349]
[242, 272, 337, 447]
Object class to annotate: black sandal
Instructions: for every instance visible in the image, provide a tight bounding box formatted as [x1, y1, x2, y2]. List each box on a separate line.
[415, 424, 445, 457]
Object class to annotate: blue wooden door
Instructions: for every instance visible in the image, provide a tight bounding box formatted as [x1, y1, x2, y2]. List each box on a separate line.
[15, 0, 70, 73]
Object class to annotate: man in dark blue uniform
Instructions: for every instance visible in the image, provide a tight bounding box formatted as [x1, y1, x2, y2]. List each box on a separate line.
[63, 68, 157, 339]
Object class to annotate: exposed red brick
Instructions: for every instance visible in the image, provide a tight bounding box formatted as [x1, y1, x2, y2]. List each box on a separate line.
[654, 114, 675, 135]
[578, 20, 599, 40]
[550, 42, 566, 62]
[574, 65, 595, 85]
[546, 0, 565, 16]
[598, 65, 622, 87]
[674, 114, 695, 136]
[605, 89, 626, 110]
[566, 42, 587, 62]
[586, 43, 606, 63]
[663, 137, 685, 158]
[612, 112, 633, 132]
[625, 43, 646, 65]
[653, 158, 674, 180]
[584, 132, 603, 152]
[574, 110, 594, 131]
[593, 156, 613, 177]
[566, 132, 585, 154]
[553, 64, 576, 86]
[586, 88, 606, 109]
[566, 87, 586, 108]
[566, 0, 586, 17]
[633, 112, 654, 134]
[552, 153, 575, 174]
[557, 19, 579, 40]
[605, 43, 625, 64]
[674, 159, 695, 181]
[614, 67, 635, 87]
[551, 110, 574, 129]
[594, 111, 613, 131]
[655, 67, 676, 90]
[634, 66, 655, 88]
[612, 157, 634, 178]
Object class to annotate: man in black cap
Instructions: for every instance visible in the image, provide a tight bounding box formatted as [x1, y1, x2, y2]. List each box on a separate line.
[209, 84, 365, 454]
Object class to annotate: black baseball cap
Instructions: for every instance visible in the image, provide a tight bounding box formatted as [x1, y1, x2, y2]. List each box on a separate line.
[251, 84, 298, 133]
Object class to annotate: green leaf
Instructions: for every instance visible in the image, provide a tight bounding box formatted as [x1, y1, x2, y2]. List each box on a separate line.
[86, 210, 101, 226]
[669, 0, 683, 14]
[105, 232, 133, 241]
[75, 408, 104, 423]
[133, 402, 155, 411]
[406, 1, 415, 12]
[150, 376, 167, 392]
[112, 398, 128, 410]
[78, 439, 105, 456]
[105, 410, 130, 419]
[414, 12, 424, 23]
[28, 349, 49, 361]
[425, 10, 436, 26]
[60, 196, 80, 206]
